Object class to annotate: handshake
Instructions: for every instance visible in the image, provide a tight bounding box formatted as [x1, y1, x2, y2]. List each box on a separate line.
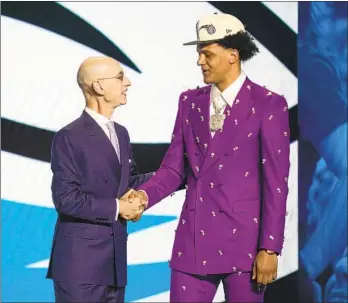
[118, 189, 148, 222]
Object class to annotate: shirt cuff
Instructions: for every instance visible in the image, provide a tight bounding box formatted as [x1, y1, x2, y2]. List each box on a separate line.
[115, 198, 120, 221]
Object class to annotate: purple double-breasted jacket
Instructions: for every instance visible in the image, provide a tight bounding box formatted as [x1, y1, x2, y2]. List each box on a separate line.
[138, 78, 290, 275]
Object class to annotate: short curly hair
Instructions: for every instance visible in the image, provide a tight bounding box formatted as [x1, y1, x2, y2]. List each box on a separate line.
[216, 31, 259, 61]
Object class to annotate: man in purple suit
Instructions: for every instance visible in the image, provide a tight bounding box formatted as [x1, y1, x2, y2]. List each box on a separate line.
[47, 56, 152, 302]
[131, 14, 290, 302]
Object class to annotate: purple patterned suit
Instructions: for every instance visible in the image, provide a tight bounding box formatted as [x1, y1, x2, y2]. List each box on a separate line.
[138, 78, 290, 302]
[47, 111, 152, 302]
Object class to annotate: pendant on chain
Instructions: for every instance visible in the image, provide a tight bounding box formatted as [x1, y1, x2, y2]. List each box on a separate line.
[209, 113, 225, 132]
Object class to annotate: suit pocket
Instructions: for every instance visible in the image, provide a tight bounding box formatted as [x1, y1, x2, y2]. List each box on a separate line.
[232, 199, 260, 214]
[63, 224, 113, 240]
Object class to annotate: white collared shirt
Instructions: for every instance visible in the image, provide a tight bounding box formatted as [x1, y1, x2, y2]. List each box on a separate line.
[85, 107, 111, 139]
[210, 71, 246, 137]
[84, 107, 120, 221]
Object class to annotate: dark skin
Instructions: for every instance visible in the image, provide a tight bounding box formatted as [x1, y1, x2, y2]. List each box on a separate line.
[129, 42, 279, 289]
[196, 43, 240, 91]
[253, 250, 278, 287]
[199, 42, 279, 288]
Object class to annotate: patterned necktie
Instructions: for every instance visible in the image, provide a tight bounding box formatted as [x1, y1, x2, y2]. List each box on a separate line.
[106, 121, 121, 161]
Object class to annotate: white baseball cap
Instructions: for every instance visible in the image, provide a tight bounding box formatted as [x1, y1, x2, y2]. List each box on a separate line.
[183, 13, 245, 46]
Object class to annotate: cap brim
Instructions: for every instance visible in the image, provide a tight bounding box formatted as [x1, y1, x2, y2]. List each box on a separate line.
[183, 38, 222, 46]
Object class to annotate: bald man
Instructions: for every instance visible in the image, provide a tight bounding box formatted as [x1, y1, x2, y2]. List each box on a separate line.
[46, 57, 153, 302]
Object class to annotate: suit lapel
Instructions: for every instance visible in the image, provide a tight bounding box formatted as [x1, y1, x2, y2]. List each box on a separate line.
[82, 112, 122, 181]
[200, 78, 256, 174]
[114, 123, 130, 197]
[190, 86, 212, 157]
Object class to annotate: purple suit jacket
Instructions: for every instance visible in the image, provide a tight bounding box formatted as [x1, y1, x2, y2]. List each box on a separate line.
[47, 111, 152, 286]
[138, 78, 290, 275]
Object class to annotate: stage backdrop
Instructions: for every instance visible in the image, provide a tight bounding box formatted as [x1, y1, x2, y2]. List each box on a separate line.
[1, 2, 298, 302]
[298, 2, 347, 303]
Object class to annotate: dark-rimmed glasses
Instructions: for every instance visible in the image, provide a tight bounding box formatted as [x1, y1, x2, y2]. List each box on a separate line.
[97, 72, 124, 82]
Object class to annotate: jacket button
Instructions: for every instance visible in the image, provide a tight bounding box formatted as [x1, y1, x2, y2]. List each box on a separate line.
[104, 178, 108, 183]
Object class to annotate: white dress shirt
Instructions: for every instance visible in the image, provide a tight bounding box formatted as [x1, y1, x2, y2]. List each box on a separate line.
[85, 107, 120, 221]
[209, 71, 246, 137]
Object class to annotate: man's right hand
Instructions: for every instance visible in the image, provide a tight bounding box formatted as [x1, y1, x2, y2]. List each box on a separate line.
[118, 189, 147, 221]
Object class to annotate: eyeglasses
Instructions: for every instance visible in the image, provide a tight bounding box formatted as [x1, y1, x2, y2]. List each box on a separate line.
[97, 72, 124, 82]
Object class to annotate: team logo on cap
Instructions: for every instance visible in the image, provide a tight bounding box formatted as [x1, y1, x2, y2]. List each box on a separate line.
[196, 21, 200, 37]
[199, 24, 216, 35]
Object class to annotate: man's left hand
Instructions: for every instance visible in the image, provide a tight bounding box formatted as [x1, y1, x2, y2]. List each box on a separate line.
[252, 250, 278, 289]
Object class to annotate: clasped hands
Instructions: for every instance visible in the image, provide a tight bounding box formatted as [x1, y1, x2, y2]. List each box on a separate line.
[119, 189, 148, 221]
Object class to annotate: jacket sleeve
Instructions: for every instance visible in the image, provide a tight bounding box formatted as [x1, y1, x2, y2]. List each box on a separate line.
[258, 95, 291, 254]
[126, 131, 155, 188]
[136, 92, 187, 208]
[51, 130, 117, 223]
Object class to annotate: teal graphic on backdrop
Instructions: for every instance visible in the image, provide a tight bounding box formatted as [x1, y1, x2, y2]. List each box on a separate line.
[1, 199, 176, 302]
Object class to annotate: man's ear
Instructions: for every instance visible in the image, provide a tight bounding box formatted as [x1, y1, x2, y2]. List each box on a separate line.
[92, 81, 104, 96]
[229, 49, 240, 65]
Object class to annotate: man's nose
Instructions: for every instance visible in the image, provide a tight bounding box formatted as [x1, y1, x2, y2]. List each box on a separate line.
[197, 55, 205, 66]
[124, 76, 131, 86]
